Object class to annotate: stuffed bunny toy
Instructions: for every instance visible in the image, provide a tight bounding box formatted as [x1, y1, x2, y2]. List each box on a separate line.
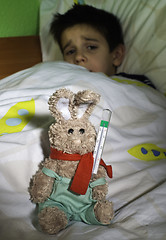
[29, 88, 114, 234]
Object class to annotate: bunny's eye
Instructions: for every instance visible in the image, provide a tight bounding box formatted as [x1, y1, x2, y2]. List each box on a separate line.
[68, 128, 74, 134]
[79, 128, 85, 134]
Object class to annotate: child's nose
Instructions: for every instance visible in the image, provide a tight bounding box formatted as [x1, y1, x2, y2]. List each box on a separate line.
[75, 51, 87, 65]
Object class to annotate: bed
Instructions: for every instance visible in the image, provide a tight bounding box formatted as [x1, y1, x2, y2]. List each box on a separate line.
[0, 0, 166, 239]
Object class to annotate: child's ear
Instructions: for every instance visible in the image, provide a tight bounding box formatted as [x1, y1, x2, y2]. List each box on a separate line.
[112, 44, 125, 67]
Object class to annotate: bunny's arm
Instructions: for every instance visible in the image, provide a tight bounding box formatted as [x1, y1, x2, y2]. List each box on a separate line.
[92, 166, 108, 201]
[29, 158, 57, 203]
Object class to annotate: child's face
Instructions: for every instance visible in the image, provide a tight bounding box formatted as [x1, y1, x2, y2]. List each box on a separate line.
[61, 24, 119, 76]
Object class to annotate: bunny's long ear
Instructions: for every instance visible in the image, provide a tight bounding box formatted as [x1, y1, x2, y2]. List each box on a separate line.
[74, 90, 100, 120]
[48, 88, 76, 122]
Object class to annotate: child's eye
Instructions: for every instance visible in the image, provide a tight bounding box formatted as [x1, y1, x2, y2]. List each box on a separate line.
[65, 49, 75, 55]
[87, 45, 98, 51]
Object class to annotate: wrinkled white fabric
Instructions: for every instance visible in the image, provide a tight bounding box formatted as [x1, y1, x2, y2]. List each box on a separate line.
[0, 62, 166, 240]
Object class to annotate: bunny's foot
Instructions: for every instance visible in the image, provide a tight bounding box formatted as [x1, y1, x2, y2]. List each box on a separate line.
[38, 206, 68, 234]
[94, 200, 114, 225]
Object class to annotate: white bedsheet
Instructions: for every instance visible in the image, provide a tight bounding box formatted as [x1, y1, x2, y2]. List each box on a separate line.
[0, 62, 166, 240]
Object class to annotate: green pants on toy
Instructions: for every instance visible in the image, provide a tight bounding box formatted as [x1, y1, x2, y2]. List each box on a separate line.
[39, 167, 107, 225]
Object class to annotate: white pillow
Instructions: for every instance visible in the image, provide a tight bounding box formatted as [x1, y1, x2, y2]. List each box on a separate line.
[40, 0, 166, 94]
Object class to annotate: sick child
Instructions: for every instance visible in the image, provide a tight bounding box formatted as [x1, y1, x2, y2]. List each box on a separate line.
[50, 4, 155, 88]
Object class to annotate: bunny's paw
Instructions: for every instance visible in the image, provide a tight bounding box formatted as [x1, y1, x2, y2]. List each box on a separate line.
[38, 207, 68, 234]
[94, 200, 114, 224]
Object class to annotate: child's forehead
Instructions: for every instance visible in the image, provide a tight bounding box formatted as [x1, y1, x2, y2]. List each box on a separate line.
[64, 23, 99, 32]
[61, 24, 107, 48]
[62, 23, 104, 40]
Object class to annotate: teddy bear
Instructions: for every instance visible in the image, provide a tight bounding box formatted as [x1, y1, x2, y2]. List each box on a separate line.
[29, 88, 114, 234]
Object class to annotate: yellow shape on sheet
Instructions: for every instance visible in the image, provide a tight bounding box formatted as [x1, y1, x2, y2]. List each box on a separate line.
[0, 98, 35, 136]
[74, 0, 85, 5]
[112, 77, 147, 87]
[128, 143, 166, 161]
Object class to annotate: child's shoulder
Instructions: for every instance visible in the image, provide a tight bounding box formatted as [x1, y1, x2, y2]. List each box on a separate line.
[114, 72, 156, 89]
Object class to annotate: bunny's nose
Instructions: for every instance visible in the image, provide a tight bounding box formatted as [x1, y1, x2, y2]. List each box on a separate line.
[73, 139, 81, 145]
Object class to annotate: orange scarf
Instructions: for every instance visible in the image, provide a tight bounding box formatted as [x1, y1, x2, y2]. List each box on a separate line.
[50, 148, 112, 195]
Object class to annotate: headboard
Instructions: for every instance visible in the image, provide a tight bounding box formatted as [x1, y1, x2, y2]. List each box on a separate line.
[0, 36, 42, 80]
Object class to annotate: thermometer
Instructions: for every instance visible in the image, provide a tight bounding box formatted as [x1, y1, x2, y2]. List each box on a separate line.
[92, 109, 112, 175]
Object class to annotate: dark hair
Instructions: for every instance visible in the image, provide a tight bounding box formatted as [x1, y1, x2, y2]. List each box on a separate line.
[50, 4, 124, 52]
